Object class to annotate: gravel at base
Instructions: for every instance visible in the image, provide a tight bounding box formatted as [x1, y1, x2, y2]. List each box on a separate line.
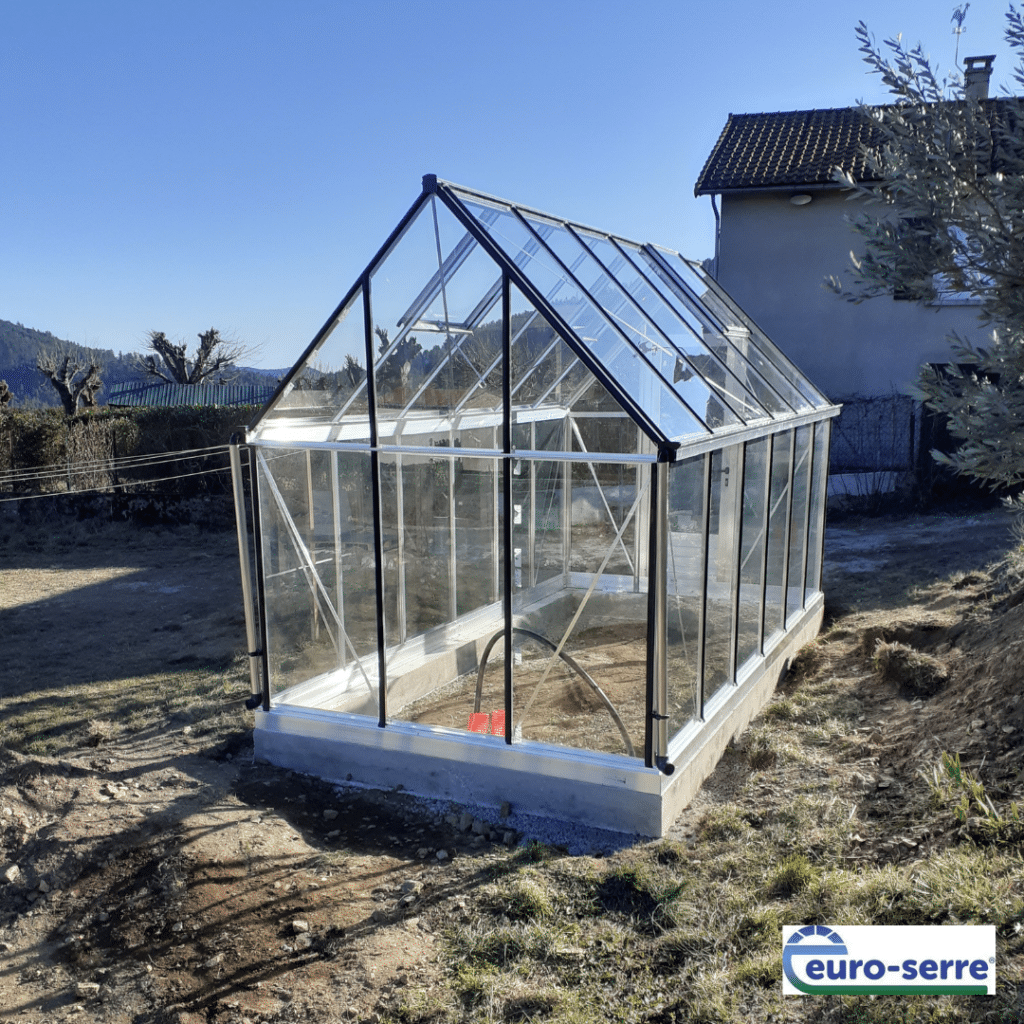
[329, 781, 642, 857]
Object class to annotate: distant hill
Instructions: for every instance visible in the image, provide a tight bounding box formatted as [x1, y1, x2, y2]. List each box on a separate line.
[0, 319, 281, 408]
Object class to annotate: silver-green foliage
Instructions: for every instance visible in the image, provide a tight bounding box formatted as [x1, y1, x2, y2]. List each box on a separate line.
[833, 10, 1024, 490]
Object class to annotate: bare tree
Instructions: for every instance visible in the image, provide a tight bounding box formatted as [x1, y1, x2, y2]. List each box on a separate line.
[36, 350, 103, 414]
[133, 328, 250, 385]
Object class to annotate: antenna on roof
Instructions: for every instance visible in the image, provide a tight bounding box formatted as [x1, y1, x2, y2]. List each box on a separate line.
[952, 3, 970, 66]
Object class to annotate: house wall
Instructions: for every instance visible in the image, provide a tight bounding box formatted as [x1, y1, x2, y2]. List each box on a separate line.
[715, 190, 987, 401]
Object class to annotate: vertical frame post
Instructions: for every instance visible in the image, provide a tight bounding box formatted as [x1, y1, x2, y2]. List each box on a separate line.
[697, 452, 712, 721]
[364, 281, 389, 728]
[797, 423, 816, 613]
[501, 274, 514, 745]
[645, 457, 669, 768]
[757, 433, 774, 656]
[229, 437, 263, 707]
[728, 443, 748, 683]
[248, 444, 271, 711]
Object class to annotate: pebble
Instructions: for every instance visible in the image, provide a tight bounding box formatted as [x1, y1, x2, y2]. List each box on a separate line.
[2, 865, 20, 884]
[436, 849, 448, 861]
[291, 919, 309, 934]
[323, 809, 338, 821]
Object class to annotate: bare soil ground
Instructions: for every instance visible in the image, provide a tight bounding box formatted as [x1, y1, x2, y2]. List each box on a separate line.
[0, 503, 1021, 1023]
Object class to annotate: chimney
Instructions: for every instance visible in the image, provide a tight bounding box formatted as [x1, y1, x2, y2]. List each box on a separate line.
[963, 55, 995, 100]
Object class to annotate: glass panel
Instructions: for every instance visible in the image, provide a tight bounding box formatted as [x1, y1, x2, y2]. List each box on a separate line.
[259, 448, 379, 718]
[370, 200, 440, 416]
[401, 453, 452, 637]
[640, 248, 818, 416]
[704, 446, 741, 707]
[736, 438, 769, 672]
[571, 416, 639, 457]
[511, 455, 566, 596]
[666, 456, 705, 740]
[255, 288, 371, 444]
[463, 200, 705, 444]
[382, 455, 505, 731]
[421, 199, 501, 329]
[377, 454, 403, 649]
[524, 215, 744, 432]
[582, 230, 772, 423]
[570, 458, 639, 579]
[509, 458, 645, 760]
[805, 421, 830, 601]
[764, 432, 793, 645]
[665, 252, 827, 411]
[609, 239, 789, 419]
[787, 425, 813, 623]
[455, 452, 499, 616]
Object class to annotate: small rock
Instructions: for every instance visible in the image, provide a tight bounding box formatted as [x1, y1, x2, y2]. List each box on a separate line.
[399, 894, 416, 908]
[1002, 725, 1016, 734]
[399, 880, 421, 895]
[444, 813, 459, 828]
[471, 818, 489, 836]
[36, 879, 50, 893]
[876, 778, 893, 789]
[323, 809, 338, 821]
[436, 849, 449, 861]
[458, 812, 473, 833]
[503, 831, 517, 846]
[970, 719, 985, 731]
[75, 982, 101, 999]
[416, 847, 431, 859]
[203, 953, 224, 969]
[3, 864, 20, 884]
[371, 909, 388, 922]
[295, 933, 313, 949]
[327, 830, 340, 838]
[171, 922, 184, 933]
[291, 919, 309, 934]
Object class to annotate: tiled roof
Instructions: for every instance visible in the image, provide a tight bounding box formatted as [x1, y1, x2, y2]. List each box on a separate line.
[695, 99, 1023, 195]
[694, 106, 884, 195]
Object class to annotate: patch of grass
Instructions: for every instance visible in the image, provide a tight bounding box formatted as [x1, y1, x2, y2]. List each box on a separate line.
[763, 696, 799, 721]
[592, 859, 686, 932]
[1, 665, 250, 758]
[765, 853, 815, 898]
[491, 871, 554, 921]
[696, 804, 752, 841]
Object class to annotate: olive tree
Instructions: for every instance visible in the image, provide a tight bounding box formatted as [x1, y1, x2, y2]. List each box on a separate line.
[832, 9, 1024, 492]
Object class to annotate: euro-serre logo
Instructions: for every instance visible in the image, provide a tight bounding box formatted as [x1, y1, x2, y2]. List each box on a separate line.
[782, 925, 996, 996]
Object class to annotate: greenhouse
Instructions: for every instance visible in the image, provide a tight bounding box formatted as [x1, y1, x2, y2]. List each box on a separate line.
[230, 175, 840, 837]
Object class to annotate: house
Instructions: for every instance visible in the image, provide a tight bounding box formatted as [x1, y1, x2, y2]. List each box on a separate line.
[693, 57, 1003, 481]
[229, 175, 839, 836]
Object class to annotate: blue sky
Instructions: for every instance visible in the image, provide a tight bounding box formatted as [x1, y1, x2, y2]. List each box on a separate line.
[1, 0, 1017, 370]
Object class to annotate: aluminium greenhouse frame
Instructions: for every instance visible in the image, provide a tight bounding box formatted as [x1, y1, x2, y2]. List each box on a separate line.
[231, 175, 840, 836]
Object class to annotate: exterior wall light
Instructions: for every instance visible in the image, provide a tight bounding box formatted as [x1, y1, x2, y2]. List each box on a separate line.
[790, 193, 813, 206]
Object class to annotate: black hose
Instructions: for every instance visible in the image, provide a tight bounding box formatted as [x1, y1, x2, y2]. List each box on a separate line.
[474, 627, 635, 758]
